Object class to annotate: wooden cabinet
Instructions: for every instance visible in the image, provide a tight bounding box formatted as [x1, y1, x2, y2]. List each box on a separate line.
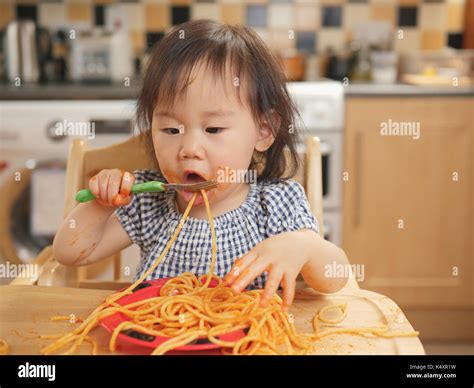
[343, 96, 474, 340]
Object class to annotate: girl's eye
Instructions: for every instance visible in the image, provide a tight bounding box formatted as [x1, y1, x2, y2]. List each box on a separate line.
[206, 127, 224, 134]
[162, 128, 181, 135]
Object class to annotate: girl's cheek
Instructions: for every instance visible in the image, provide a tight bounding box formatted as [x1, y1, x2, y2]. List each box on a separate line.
[161, 167, 182, 183]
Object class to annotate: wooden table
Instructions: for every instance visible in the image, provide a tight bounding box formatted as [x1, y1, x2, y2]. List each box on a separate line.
[0, 285, 425, 355]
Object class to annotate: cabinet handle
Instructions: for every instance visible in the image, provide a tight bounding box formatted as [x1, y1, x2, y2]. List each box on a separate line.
[354, 131, 362, 228]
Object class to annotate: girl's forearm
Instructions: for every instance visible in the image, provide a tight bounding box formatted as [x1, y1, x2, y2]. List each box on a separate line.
[299, 229, 349, 294]
[52, 201, 115, 265]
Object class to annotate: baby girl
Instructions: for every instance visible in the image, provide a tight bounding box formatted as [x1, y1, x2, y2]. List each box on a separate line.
[53, 20, 350, 311]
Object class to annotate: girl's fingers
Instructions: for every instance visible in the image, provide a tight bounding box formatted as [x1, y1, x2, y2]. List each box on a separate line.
[89, 175, 100, 198]
[98, 171, 110, 203]
[224, 251, 258, 285]
[112, 194, 132, 207]
[107, 170, 122, 204]
[281, 275, 296, 312]
[260, 268, 283, 307]
[120, 171, 135, 196]
[231, 257, 270, 293]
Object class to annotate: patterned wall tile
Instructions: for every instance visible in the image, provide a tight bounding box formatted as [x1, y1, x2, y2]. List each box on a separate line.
[246, 4, 267, 27]
[447, 32, 463, 48]
[322, 6, 343, 27]
[294, 3, 320, 30]
[121, 3, 145, 32]
[446, 3, 464, 31]
[268, 4, 293, 29]
[318, 29, 346, 53]
[130, 29, 146, 55]
[371, 3, 396, 25]
[394, 28, 420, 51]
[171, 5, 190, 24]
[146, 31, 165, 50]
[296, 30, 317, 54]
[344, 4, 370, 29]
[66, 3, 92, 22]
[419, 3, 446, 30]
[0, 3, 14, 29]
[38, 3, 66, 28]
[420, 29, 445, 49]
[192, 3, 219, 19]
[16, 4, 38, 22]
[94, 5, 105, 25]
[270, 29, 295, 51]
[145, 4, 169, 31]
[398, 6, 418, 26]
[221, 3, 245, 24]
[2, 0, 468, 66]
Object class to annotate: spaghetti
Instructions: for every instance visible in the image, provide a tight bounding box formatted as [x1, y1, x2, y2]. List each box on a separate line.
[40, 189, 419, 355]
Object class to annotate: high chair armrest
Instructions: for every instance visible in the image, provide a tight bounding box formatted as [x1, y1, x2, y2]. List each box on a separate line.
[9, 245, 54, 285]
[345, 275, 360, 290]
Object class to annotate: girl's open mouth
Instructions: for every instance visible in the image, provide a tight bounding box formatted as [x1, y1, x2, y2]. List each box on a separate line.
[180, 170, 208, 205]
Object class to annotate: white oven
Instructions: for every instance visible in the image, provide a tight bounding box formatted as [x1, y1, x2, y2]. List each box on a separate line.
[287, 81, 344, 246]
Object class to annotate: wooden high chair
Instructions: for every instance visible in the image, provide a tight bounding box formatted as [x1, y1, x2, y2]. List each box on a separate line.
[11, 134, 359, 290]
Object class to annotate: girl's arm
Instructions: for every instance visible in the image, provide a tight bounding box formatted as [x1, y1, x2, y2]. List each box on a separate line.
[52, 202, 132, 266]
[298, 229, 349, 294]
[224, 229, 350, 310]
[52, 169, 135, 266]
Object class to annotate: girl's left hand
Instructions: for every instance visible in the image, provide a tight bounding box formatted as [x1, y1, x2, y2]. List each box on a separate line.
[223, 231, 310, 312]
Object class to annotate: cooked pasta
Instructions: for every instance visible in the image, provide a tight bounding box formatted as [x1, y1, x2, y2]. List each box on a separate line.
[40, 189, 419, 355]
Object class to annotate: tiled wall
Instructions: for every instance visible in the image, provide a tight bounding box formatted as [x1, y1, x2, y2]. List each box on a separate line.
[0, 0, 466, 60]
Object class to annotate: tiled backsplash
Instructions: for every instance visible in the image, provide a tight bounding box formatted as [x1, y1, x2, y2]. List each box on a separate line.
[0, 0, 466, 59]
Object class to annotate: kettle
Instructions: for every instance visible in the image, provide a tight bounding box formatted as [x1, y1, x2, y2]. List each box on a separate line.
[4, 20, 40, 83]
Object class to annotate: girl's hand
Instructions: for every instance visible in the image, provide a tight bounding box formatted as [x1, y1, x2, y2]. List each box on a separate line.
[223, 231, 310, 312]
[89, 169, 135, 207]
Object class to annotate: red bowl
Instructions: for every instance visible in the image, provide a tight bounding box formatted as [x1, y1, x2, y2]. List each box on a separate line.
[100, 277, 248, 354]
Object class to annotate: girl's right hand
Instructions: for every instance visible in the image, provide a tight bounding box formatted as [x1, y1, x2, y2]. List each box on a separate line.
[89, 169, 135, 207]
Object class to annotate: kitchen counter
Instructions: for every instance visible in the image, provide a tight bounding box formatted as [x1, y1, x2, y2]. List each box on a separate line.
[1, 81, 473, 100]
[0, 284, 424, 355]
[345, 83, 474, 97]
[0, 81, 141, 100]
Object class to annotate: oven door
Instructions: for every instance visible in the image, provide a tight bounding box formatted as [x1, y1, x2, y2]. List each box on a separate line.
[301, 131, 342, 210]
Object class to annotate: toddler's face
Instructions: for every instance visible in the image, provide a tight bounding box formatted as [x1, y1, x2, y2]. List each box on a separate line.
[151, 62, 273, 209]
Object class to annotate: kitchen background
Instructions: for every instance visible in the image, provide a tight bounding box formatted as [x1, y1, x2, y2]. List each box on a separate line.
[0, 0, 472, 82]
[0, 0, 473, 355]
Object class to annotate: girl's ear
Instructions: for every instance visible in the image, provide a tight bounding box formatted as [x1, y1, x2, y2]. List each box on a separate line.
[255, 110, 280, 152]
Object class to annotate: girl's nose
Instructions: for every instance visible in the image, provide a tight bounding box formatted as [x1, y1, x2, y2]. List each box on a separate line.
[178, 128, 205, 160]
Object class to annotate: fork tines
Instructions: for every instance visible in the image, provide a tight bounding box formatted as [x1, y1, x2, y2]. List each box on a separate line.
[167, 180, 219, 192]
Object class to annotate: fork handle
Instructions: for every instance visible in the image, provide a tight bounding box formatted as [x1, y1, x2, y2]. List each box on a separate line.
[75, 181, 166, 203]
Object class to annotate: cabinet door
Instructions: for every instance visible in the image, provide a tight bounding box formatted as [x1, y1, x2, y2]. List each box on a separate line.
[343, 97, 473, 309]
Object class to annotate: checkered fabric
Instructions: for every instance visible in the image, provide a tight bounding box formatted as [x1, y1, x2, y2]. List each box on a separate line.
[115, 169, 319, 289]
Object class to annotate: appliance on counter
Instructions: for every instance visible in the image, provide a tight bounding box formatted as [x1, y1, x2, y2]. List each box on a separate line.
[0, 100, 140, 284]
[287, 81, 344, 246]
[4, 20, 54, 84]
[4, 20, 44, 83]
[69, 29, 133, 83]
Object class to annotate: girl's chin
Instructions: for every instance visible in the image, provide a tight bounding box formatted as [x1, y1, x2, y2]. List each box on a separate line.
[180, 190, 206, 206]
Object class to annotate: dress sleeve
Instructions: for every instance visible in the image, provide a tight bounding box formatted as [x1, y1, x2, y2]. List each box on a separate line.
[261, 179, 320, 237]
[113, 169, 150, 250]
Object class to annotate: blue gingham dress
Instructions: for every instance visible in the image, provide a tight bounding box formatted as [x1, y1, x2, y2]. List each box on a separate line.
[114, 169, 319, 289]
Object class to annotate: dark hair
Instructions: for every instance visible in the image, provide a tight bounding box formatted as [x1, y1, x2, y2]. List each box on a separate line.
[136, 19, 301, 181]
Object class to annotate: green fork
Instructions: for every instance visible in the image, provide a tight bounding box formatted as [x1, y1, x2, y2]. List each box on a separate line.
[75, 180, 219, 203]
